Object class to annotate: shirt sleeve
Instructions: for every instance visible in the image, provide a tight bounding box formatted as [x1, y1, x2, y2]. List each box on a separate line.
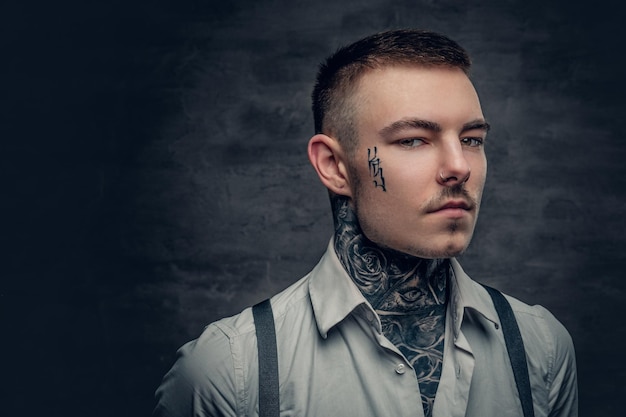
[540, 307, 578, 417]
[153, 324, 240, 417]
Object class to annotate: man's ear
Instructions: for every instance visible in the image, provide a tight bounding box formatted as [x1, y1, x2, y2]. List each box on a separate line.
[308, 134, 353, 198]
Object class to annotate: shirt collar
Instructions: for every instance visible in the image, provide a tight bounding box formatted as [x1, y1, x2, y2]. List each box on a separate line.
[449, 258, 499, 336]
[308, 240, 499, 339]
[308, 239, 374, 339]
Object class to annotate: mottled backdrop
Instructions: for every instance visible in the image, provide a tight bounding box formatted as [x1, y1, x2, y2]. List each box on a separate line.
[4, 0, 625, 416]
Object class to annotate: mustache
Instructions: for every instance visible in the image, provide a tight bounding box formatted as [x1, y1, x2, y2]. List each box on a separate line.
[423, 185, 478, 212]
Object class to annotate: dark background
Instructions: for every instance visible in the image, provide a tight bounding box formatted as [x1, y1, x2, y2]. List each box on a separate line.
[3, 0, 625, 415]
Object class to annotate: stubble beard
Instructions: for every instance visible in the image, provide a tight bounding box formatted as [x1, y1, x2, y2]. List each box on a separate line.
[350, 176, 480, 260]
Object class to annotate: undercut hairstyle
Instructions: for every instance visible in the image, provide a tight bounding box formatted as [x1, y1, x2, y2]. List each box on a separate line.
[312, 29, 472, 155]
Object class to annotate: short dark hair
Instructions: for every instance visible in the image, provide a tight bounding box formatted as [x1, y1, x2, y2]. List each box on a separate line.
[312, 29, 471, 154]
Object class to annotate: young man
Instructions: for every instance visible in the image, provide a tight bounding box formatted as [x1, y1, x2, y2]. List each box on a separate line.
[154, 29, 578, 417]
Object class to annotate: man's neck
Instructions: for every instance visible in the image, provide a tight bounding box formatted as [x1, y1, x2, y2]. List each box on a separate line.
[331, 193, 449, 313]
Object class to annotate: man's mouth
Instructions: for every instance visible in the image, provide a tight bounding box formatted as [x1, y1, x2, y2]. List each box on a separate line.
[428, 199, 472, 213]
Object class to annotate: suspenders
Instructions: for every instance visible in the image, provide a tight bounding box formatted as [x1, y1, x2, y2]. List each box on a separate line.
[482, 285, 536, 417]
[251, 299, 280, 417]
[252, 285, 535, 417]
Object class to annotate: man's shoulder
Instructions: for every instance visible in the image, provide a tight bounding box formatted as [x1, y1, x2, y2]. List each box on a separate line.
[460, 272, 572, 347]
[501, 291, 571, 340]
[494, 289, 575, 365]
[457, 269, 575, 362]
[184, 273, 312, 356]
[153, 274, 315, 416]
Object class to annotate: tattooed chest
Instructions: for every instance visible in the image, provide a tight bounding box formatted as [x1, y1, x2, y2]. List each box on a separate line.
[378, 305, 446, 376]
[354, 256, 449, 388]
[365, 273, 447, 417]
[378, 305, 446, 417]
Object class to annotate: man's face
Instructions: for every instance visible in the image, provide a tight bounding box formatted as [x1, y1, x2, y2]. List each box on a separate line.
[345, 65, 488, 259]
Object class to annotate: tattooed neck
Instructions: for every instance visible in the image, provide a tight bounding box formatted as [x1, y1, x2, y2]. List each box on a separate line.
[331, 193, 449, 311]
[331, 193, 449, 417]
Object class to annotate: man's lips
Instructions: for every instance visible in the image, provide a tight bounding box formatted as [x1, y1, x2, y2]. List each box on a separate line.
[427, 199, 473, 213]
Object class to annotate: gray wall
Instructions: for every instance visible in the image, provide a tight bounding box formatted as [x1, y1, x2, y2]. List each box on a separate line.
[5, 0, 625, 415]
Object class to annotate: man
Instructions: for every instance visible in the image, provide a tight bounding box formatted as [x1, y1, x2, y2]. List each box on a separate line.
[154, 29, 578, 417]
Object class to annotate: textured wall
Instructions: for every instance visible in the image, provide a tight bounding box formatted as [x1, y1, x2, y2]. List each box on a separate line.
[4, 0, 625, 416]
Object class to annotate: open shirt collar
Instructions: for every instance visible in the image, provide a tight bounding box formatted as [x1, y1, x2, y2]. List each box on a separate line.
[309, 239, 499, 339]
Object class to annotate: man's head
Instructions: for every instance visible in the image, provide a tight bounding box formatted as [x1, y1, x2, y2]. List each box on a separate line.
[312, 29, 471, 156]
[308, 29, 489, 259]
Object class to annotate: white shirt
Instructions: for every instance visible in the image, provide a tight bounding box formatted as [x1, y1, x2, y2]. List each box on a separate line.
[154, 240, 578, 417]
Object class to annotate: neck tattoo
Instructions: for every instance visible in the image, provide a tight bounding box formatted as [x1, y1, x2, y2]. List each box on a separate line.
[331, 194, 450, 417]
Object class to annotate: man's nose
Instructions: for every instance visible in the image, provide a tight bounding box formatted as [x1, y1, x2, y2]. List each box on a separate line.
[437, 141, 471, 186]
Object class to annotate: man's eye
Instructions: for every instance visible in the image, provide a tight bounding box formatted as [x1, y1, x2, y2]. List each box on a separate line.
[398, 138, 426, 148]
[461, 137, 484, 147]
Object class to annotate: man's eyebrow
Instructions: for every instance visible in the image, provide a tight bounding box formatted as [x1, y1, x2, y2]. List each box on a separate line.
[379, 118, 491, 137]
[462, 119, 491, 133]
[379, 119, 442, 137]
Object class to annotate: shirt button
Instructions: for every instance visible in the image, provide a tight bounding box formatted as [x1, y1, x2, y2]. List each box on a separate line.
[366, 311, 375, 322]
[395, 364, 406, 375]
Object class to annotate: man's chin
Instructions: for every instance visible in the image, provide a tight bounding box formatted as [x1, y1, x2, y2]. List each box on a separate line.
[362, 227, 473, 259]
[400, 238, 471, 259]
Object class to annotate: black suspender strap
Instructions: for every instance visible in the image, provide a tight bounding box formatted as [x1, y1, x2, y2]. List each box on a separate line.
[252, 299, 280, 417]
[482, 285, 536, 417]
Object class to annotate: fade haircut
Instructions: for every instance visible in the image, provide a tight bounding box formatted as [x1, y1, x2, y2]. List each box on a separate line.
[312, 29, 471, 155]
